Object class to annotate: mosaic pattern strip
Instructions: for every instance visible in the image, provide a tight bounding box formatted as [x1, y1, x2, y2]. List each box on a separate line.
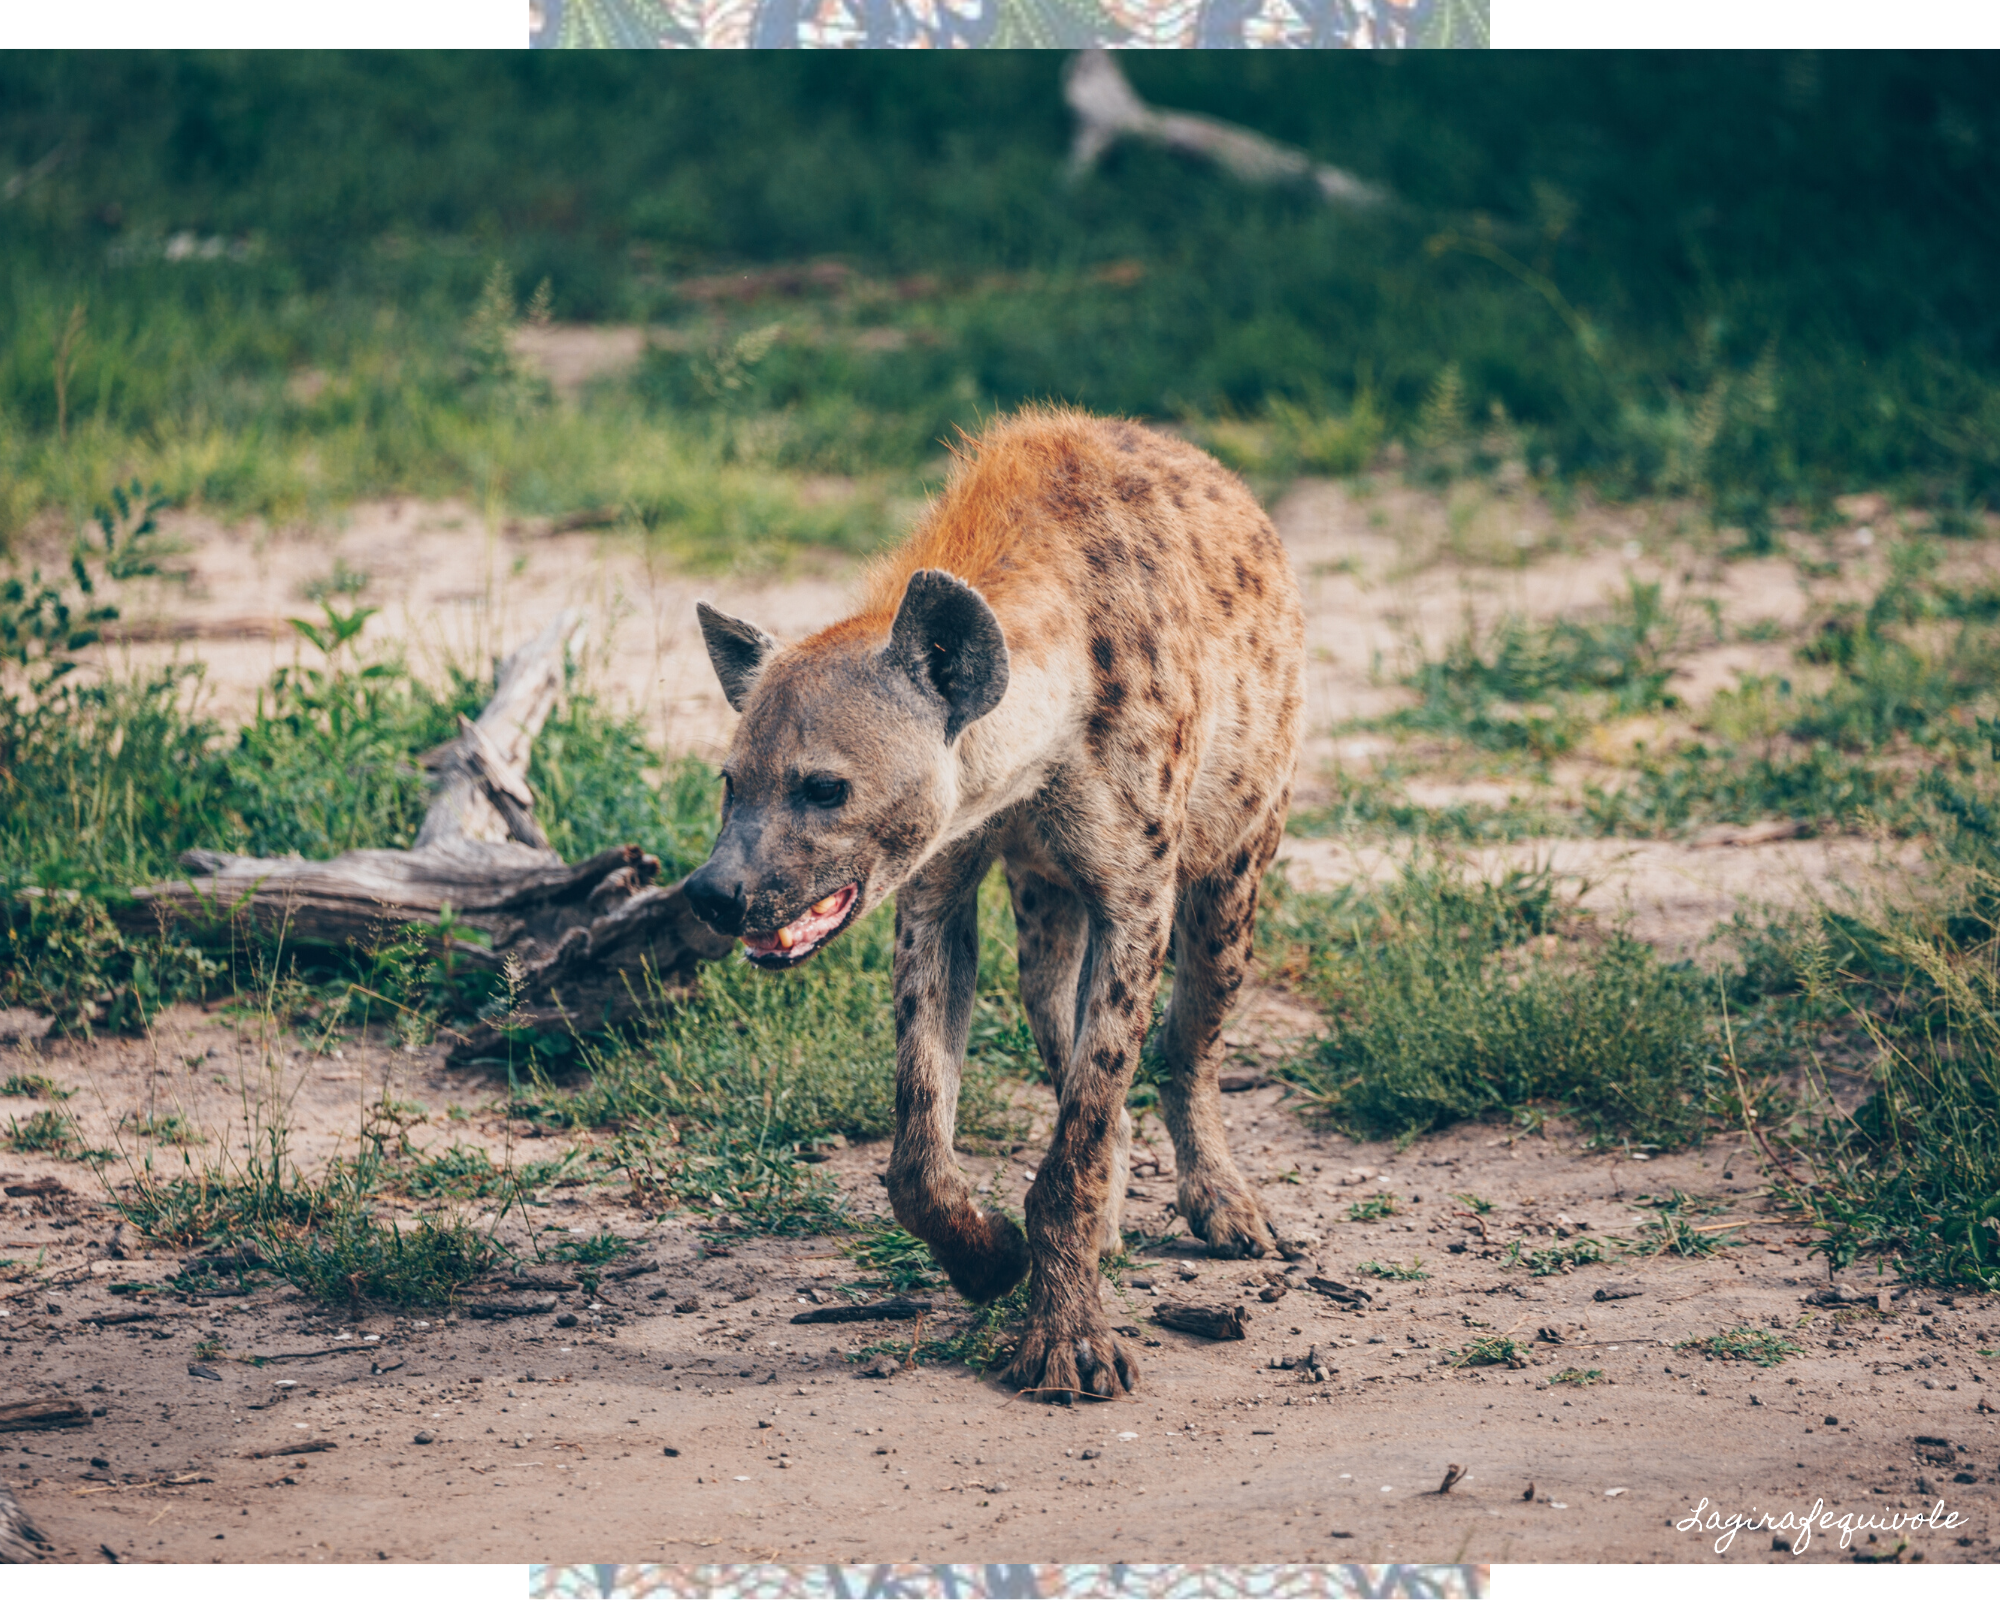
[528, 0, 1489, 48]
[531, 1566, 1489, 1598]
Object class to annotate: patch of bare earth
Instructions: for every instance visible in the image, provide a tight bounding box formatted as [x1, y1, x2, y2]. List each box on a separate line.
[4, 480, 1994, 1564]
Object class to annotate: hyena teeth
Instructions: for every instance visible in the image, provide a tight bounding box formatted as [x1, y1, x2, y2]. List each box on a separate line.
[777, 926, 795, 950]
[812, 894, 841, 915]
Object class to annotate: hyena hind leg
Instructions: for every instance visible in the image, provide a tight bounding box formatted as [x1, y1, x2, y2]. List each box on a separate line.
[1157, 854, 1279, 1259]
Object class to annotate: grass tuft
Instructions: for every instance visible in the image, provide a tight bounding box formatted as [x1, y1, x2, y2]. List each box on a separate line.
[1677, 1326, 1801, 1367]
[1264, 857, 1713, 1148]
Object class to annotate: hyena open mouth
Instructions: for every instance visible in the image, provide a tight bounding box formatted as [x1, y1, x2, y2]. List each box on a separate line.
[740, 883, 859, 967]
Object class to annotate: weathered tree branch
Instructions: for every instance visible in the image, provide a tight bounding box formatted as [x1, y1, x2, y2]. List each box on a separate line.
[1063, 50, 1388, 210]
[117, 609, 734, 1064]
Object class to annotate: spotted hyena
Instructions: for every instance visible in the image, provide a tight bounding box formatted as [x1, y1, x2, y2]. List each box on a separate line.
[683, 407, 1304, 1401]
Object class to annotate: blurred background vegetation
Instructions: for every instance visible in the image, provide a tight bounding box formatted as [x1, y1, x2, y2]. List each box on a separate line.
[1, 51, 1995, 546]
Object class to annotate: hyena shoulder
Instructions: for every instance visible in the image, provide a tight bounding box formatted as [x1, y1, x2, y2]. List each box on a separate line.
[849, 407, 1298, 676]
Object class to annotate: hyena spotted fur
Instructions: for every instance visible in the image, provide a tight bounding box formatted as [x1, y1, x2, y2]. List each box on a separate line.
[684, 406, 1304, 1401]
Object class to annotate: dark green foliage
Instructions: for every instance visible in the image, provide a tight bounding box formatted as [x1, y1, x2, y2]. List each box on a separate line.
[0, 56, 1994, 539]
[226, 608, 483, 860]
[0, 494, 737, 1036]
[527, 698, 721, 879]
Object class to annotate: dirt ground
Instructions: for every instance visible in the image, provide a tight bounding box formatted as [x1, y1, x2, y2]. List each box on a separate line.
[5, 474, 1996, 1564]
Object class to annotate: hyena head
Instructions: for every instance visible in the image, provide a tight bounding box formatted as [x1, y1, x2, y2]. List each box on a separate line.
[683, 569, 1008, 968]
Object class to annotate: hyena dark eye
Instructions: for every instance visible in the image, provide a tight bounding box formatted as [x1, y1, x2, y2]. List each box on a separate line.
[801, 774, 849, 809]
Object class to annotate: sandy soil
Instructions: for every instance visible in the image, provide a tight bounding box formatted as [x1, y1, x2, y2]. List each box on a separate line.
[5, 475, 1996, 1564]
[4, 1049, 1997, 1566]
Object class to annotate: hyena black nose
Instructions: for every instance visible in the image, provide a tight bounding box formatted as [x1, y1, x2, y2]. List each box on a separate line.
[682, 865, 747, 936]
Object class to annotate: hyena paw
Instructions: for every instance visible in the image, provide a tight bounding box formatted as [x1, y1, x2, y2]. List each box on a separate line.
[1178, 1174, 1277, 1260]
[1003, 1311, 1138, 1404]
[931, 1207, 1031, 1304]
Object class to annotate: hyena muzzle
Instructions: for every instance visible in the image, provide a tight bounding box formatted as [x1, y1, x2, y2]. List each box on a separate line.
[683, 407, 1303, 1401]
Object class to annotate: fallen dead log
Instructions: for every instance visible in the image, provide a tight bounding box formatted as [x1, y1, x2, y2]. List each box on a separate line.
[114, 610, 733, 1064]
[0, 1398, 89, 1433]
[243, 1439, 337, 1460]
[1152, 1302, 1249, 1341]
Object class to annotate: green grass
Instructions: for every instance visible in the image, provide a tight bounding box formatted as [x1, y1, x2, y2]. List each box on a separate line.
[1549, 1366, 1604, 1385]
[113, 1157, 500, 1308]
[1346, 1194, 1398, 1222]
[1580, 742, 1900, 838]
[856, 1279, 1032, 1377]
[1630, 1189, 1743, 1258]
[0, 498, 731, 1037]
[1263, 857, 1714, 1148]
[395, 1143, 576, 1203]
[538, 1229, 633, 1270]
[1358, 1257, 1430, 1281]
[1, 1073, 67, 1099]
[1446, 1335, 1523, 1369]
[1503, 1236, 1614, 1276]
[1373, 579, 1684, 760]
[134, 1112, 204, 1147]
[1287, 770, 1570, 844]
[5, 1108, 75, 1154]
[3, 57, 1995, 549]
[843, 1221, 949, 1297]
[519, 872, 1030, 1236]
[1677, 1326, 1802, 1367]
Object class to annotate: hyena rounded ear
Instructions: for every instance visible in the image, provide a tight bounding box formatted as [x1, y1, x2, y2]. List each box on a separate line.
[697, 601, 779, 713]
[886, 569, 1010, 742]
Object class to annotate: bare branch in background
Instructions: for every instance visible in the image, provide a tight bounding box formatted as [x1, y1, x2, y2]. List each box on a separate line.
[1063, 50, 1388, 210]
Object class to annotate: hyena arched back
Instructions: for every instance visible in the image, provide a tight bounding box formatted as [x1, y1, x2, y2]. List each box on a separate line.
[684, 407, 1303, 1401]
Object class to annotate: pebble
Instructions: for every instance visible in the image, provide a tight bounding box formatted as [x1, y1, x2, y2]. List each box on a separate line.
[414, 1431, 435, 1445]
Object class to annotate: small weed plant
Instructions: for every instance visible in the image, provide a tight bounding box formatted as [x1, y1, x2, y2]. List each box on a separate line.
[1678, 1327, 1801, 1367]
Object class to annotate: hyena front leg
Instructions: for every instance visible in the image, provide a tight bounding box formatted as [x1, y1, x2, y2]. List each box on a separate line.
[1159, 817, 1285, 1259]
[1003, 887, 1170, 1403]
[884, 843, 1030, 1305]
[1005, 863, 1131, 1256]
